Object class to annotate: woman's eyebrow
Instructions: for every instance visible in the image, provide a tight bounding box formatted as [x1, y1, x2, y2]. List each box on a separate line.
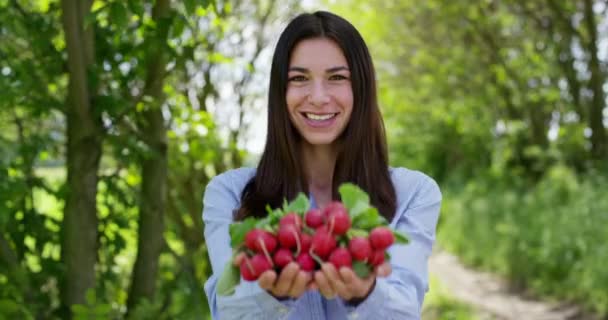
[288, 66, 350, 73]
[326, 66, 349, 73]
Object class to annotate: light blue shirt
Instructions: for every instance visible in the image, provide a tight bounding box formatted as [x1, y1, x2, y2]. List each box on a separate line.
[203, 167, 442, 320]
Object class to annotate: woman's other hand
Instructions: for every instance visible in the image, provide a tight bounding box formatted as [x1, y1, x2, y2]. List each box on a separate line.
[233, 253, 312, 299]
[310, 262, 392, 302]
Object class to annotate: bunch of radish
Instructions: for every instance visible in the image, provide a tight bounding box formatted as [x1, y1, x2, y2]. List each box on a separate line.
[217, 183, 408, 296]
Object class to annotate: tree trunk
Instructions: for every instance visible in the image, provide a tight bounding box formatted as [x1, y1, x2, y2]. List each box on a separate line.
[59, 0, 101, 316]
[583, 0, 608, 160]
[127, 0, 171, 312]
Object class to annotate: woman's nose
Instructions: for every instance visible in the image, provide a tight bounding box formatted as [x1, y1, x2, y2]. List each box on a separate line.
[308, 81, 330, 106]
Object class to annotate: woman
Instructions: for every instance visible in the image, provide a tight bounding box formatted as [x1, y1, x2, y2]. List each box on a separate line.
[203, 11, 441, 319]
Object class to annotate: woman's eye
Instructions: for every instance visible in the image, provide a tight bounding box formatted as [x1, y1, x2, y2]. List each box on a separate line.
[329, 74, 348, 81]
[288, 75, 307, 82]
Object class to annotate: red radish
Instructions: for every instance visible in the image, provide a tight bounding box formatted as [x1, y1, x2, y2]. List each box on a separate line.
[327, 210, 351, 235]
[278, 224, 301, 249]
[252, 253, 273, 273]
[369, 227, 395, 250]
[305, 209, 324, 228]
[315, 225, 329, 234]
[348, 237, 372, 261]
[300, 233, 312, 255]
[310, 229, 336, 259]
[296, 252, 315, 271]
[240, 257, 258, 281]
[273, 248, 294, 268]
[280, 212, 302, 230]
[240, 254, 272, 281]
[369, 250, 385, 267]
[322, 201, 348, 218]
[328, 247, 352, 269]
[245, 229, 277, 253]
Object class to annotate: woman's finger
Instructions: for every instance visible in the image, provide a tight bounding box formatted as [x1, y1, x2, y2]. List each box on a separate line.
[339, 267, 356, 284]
[321, 264, 351, 300]
[257, 270, 277, 291]
[340, 267, 376, 298]
[288, 271, 311, 298]
[314, 271, 335, 299]
[272, 262, 299, 296]
[232, 252, 246, 266]
[375, 262, 392, 277]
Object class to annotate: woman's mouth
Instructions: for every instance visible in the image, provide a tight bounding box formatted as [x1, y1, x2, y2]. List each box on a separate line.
[301, 112, 339, 128]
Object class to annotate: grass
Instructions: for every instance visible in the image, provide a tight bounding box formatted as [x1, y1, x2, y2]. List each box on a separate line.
[422, 276, 480, 320]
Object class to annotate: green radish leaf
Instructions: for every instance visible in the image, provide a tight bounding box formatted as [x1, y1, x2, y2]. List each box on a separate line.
[267, 207, 283, 225]
[352, 261, 371, 278]
[393, 230, 409, 244]
[349, 200, 371, 219]
[352, 207, 387, 230]
[384, 251, 392, 261]
[346, 228, 368, 238]
[217, 261, 241, 296]
[254, 217, 269, 228]
[284, 193, 310, 215]
[229, 217, 257, 248]
[339, 183, 370, 213]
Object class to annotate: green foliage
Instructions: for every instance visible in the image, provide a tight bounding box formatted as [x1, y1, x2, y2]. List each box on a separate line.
[0, 0, 300, 318]
[71, 290, 114, 320]
[439, 167, 608, 316]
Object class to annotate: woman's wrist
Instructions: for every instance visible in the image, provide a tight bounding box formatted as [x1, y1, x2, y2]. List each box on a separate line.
[345, 278, 376, 306]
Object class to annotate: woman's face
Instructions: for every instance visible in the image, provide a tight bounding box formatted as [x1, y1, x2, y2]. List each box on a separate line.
[286, 37, 353, 146]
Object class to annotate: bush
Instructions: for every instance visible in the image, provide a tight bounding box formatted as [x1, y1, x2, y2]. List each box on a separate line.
[438, 165, 608, 316]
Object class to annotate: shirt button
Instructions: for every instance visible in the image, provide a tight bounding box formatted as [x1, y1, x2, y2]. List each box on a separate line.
[277, 307, 288, 315]
[349, 313, 359, 320]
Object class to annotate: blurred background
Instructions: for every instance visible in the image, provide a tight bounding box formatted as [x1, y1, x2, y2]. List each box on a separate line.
[0, 0, 607, 319]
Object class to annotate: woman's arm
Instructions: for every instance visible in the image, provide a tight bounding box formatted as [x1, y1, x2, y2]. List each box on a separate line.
[343, 172, 442, 319]
[202, 171, 295, 320]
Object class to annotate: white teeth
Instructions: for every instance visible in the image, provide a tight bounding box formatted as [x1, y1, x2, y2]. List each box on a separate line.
[305, 113, 336, 121]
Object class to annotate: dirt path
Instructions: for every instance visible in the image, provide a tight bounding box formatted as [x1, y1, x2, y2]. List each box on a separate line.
[428, 248, 598, 320]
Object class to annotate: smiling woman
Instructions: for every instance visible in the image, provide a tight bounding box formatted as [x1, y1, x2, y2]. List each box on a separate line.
[286, 38, 353, 145]
[202, 10, 442, 320]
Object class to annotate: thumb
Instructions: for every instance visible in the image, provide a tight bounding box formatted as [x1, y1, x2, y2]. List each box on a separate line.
[376, 263, 392, 277]
[233, 252, 246, 266]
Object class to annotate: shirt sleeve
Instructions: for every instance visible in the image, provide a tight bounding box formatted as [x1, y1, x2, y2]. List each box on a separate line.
[202, 171, 295, 320]
[345, 172, 442, 320]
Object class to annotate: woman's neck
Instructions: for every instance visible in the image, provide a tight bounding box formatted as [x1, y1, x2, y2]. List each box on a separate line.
[301, 142, 338, 209]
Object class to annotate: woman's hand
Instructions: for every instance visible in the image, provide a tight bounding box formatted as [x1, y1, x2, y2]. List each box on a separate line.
[310, 262, 392, 302]
[233, 253, 312, 299]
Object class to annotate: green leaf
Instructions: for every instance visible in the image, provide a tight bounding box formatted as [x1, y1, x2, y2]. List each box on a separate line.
[229, 217, 257, 248]
[352, 207, 387, 230]
[393, 230, 409, 244]
[172, 16, 186, 38]
[338, 183, 370, 213]
[184, 0, 197, 15]
[349, 200, 371, 219]
[283, 193, 310, 215]
[84, 11, 98, 28]
[217, 261, 241, 296]
[265, 207, 284, 226]
[352, 261, 371, 278]
[127, 0, 144, 16]
[346, 228, 368, 238]
[110, 2, 129, 30]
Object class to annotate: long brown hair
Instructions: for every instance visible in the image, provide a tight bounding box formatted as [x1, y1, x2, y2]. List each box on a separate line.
[235, 11, 396, 222]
